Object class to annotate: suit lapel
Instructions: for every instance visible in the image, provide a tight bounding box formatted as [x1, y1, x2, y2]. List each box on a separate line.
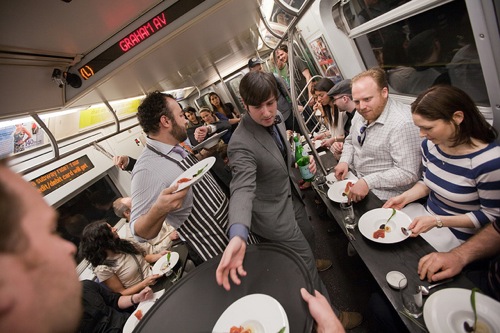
[242, 115, 288, 172]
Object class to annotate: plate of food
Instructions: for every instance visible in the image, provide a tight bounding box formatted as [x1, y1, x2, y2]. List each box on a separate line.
[123, 290, 165, 333]
[170, 156, 216, 193]
[358, 208, 412, 244]
[212, 294, 289, 333]
[327, 180, 355, 203]
[151, 251, 179, 276]
[192, 130, 228, 151]
[424, 288, 500, 333]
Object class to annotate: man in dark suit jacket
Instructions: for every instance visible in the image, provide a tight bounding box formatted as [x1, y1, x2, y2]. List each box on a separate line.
[215, 71, 362, 330]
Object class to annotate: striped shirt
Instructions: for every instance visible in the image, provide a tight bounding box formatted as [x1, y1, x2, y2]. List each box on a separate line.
[421, 139, 500, 241]
[340, 98, 422, 200]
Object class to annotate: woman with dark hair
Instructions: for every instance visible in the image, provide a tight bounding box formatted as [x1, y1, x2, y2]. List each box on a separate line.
[384, 85, 500, 244]
[80, 220, 165, 295]
[312, 78, 347, 149]
[208, 92, 240, 129]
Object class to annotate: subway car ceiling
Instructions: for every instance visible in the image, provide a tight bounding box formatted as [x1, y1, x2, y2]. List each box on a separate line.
[0, 0, 263, 118]
[1, 0, 500, 168]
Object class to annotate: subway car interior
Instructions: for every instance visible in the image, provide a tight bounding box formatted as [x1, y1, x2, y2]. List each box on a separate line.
[1, 0, 500, 332]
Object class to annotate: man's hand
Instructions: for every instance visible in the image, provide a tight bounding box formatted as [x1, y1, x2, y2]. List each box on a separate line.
[348, 178, 369, 203]
[136, 286, 154, 302]
[331, 142, 343, 155]
[418, 251, 465, 283]
[334, 162, 349, 180]
[113, 155, 129, 170]
[153, 183, 189, 216]
[300, 288, 345, 333]
[194, 126, 209, 142]
[216, 237, 247, 291]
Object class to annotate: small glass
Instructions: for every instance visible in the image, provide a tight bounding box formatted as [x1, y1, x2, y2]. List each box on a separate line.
[399, 278, 423, 318]
[340, 202, 356, 229]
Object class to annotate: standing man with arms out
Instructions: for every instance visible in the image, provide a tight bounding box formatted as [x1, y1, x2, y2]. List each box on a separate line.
[215, 71, 362, 330]
[129, 92, 235, 264]
[335, 67, 421, 202]
[0, 160, 82, 333]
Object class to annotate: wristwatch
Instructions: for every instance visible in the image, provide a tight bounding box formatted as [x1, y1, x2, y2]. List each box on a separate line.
[435, 216, 443, 228]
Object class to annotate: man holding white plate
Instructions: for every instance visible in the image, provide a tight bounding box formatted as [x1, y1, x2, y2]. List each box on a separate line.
[130, 91, 241, 264]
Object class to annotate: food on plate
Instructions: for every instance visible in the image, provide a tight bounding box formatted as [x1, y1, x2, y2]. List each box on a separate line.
[193, 164, 208, 178]
[160, 252, 172, 271]
[177, 177, 191, 183]
[342, 181, 354, 197]
[373, 228, 385, 239]
[373, 224, 392, 239]
[230, 326, 252, 333]
[134, 309, 143, 320]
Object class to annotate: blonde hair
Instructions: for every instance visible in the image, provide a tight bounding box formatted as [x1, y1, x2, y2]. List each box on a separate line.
[351, 67, 388, 91]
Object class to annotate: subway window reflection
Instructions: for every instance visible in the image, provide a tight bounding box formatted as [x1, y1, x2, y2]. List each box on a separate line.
[351, 0, 489, 105]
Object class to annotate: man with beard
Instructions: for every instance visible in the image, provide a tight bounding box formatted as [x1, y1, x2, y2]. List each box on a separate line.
[129, 91, 236, 264]
[334, 67, 421, 202]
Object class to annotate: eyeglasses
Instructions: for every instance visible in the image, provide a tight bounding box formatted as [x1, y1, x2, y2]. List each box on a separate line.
[357, 125, 367, 146]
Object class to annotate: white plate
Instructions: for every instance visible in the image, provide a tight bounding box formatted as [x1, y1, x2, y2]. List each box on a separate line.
[151, 251, 179, 276]
[170, 156, 216, 193]
[192, 130, 228, 150]
[424, 288, 500, 333]
[212, 294, 289, 333]
[325, 171, 357, 186]
[327, 180, 356, 203]
[358, 208, 412, 244]
[123, 289, 165, 333]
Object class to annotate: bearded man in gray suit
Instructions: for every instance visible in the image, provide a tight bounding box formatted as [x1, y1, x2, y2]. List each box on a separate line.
[215, 71, 362, 330]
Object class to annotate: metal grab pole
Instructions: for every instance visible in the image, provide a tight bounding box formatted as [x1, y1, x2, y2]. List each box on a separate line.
[288, 35, 328, 177]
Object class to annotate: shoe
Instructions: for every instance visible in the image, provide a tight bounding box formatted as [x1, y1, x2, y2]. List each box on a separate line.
[347, 242, 357, 257]
[315, 259, 332, 272]
[299, 182, 312, 190]
[298, 179, 306, 186]
[339, 311, 363, 330]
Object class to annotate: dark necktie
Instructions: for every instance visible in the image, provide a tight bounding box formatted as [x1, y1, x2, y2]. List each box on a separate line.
[171, 145, 188, 158]
[269, 125, 285, 156]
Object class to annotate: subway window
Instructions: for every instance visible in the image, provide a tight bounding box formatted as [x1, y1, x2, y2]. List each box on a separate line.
[349, 0, 489, 105]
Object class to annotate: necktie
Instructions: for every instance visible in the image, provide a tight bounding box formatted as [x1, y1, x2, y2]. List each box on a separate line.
[269, 125, 285, 156]
[171, 145, 188, 158]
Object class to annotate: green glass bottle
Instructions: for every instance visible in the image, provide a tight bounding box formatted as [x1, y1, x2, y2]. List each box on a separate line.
[294, 137, 314, 182]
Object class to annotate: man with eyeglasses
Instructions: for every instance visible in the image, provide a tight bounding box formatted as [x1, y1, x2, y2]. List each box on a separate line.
[327, 79, 357, 159]
[334, 67, 421, 202]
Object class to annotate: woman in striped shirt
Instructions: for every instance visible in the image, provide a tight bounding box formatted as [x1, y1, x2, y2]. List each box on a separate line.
[384, 85, 500, 242]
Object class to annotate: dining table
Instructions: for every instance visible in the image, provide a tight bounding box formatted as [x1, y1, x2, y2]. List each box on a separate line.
[314, 150, 476, 332]
[134, 243, 315, 332]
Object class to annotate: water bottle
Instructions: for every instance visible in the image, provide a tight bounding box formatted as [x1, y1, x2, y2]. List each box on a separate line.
[294, 137, 314, 182]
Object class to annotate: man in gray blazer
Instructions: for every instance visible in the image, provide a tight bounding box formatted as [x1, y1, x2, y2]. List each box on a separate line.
[215, 71, 362, 330]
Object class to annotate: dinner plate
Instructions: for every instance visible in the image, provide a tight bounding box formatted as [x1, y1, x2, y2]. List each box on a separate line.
[325, 171, 357, 186]
[424, 288, 500, 333]
[123, 289, 165, 333]
[212, 294, 289, 333]
[170, 156, 216, 193]
[151, 251, 179, 276]
[192, 130, 228, 150]
[358, 208, 412, 244]
[327, 179, 356, 203]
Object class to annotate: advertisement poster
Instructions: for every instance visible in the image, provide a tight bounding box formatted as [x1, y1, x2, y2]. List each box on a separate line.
[309, 36, 343, 83]
[0, 122, 45, 157]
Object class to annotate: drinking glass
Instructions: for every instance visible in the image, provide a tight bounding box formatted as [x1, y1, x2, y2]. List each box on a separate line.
[399, 278, 423, 318]
[340, 202, 356, 229]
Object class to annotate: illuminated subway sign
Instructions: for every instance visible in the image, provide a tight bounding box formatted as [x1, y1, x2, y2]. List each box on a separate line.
[30, 156, 95, 196]
[119, 13, 167, 53]
[78, 0, 204, 80]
